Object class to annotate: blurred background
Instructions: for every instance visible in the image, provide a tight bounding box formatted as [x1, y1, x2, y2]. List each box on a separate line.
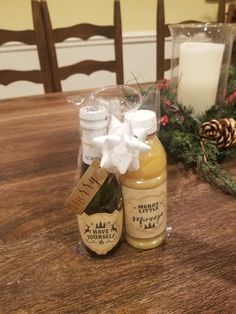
[0, 0, 235, 98]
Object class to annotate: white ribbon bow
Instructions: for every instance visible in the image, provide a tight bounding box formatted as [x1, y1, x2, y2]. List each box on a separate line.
[93, 115, 150, 174]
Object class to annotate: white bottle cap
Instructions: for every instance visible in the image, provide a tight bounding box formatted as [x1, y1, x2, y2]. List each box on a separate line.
[79, 105, 108, 130]
[124, 110, 157, 135]
[79, 105, 108, 165]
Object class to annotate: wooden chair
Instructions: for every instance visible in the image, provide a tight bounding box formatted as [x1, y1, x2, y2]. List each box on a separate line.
[226, 4, 236, 66]
[156, 0, 226, 80]
[40, 0, 124, 92]
[226, 4, 236, 23]
[217, 0, 226, 24]
[0, 0, 53, 93]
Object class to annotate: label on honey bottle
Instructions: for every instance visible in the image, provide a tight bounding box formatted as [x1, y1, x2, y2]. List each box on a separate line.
[122, 181, 167, 239]
[77, 209, 123, 255]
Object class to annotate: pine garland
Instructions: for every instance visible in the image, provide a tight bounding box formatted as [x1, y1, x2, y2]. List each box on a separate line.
[143, 69, 236, 196]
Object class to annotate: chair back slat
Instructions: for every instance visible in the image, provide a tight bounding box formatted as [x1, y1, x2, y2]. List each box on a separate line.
[0, 70, 43, 86]
[0, 0, 53, 94]
[0, 29, 35, 45]
[60, 60, 117, 81]
[41, 0, 124, 92]
[54, 24, 114, 42]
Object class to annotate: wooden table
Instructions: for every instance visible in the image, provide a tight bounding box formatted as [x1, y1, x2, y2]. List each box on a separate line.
[0, 90, 235, 314]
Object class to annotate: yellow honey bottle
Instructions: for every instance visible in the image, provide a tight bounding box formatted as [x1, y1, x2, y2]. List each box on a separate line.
[120, 110, 167, 250]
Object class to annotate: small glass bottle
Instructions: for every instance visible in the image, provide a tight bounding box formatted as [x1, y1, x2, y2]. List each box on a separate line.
[120, 110, 167, 250]
[77, 105, 123, 258]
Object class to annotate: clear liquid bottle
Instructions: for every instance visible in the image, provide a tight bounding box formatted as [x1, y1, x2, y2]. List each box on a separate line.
[120, 110, 167, 250]
[77, 105, 123, 258]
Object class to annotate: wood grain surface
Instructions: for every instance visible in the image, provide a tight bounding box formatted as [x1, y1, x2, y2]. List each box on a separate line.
[0, 91, 235, 314]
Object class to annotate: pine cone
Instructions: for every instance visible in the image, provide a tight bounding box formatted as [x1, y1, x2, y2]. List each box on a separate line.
[199, 118, 236, 148]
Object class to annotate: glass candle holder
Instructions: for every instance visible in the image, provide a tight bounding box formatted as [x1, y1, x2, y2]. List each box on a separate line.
[169, 23, 234, 115]
[90, 85, 142, 122]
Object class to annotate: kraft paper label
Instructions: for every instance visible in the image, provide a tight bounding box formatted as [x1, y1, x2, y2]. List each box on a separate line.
[122, 181, 167, 239]
[64, 159, 108, 215]
[77, 209, 123, 255]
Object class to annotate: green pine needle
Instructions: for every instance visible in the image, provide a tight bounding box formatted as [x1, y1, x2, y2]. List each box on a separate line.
[141, 70, 236, 197]
[197, 160, 236, 195]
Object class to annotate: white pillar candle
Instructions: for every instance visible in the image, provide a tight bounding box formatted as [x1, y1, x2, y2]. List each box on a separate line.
[177, 42, 225, 115]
